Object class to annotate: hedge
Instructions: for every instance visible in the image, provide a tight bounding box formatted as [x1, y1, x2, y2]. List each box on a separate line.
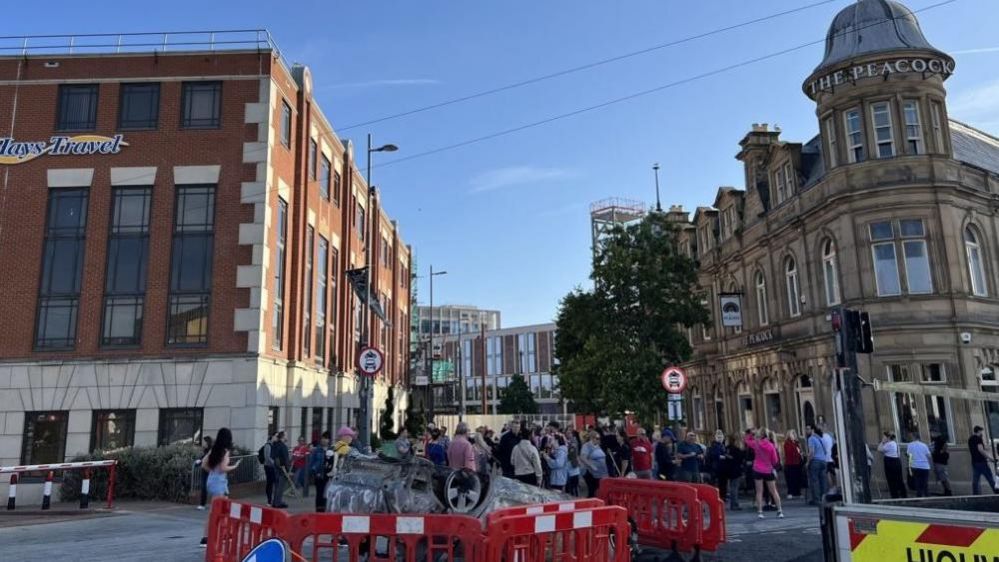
[60, 444, 201, 503]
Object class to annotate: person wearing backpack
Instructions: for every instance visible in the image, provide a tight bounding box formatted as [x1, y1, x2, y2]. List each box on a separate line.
[309, 432, 330, 512]
[269, 431, 290, 508]
[259, 433, 277, 506]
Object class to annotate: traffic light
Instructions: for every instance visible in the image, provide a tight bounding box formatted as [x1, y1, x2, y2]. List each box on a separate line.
[857, 311, 874, 354]
[843, 309, 874, 354]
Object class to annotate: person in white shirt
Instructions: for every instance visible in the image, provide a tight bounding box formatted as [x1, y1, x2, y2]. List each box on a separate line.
[511, 426, 543, 486]
[878, 431, 906, 498]
[907, 433, 932, 497]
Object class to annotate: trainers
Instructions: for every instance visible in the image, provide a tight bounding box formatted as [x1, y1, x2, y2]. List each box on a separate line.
[778, 511, 785, 519]
[199, 538, 208, 548]
[758, 512, 764, 519]
[786, 494, 793, 500]
[196, 505, 205, 511]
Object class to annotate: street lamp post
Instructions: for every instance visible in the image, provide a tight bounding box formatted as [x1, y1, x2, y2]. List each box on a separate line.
[358, 133, 397, 451]
[652, 162, 663, 213]
[426, 265, 447, 423]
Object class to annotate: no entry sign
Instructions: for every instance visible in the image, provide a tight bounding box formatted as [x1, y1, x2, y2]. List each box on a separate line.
[661, 366, 687, 394]
[356, 346, 384, 377]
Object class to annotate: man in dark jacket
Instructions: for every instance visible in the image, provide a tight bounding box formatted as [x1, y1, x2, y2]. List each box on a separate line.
[270, 431, 290, 508]
[497, 421, 521, 477]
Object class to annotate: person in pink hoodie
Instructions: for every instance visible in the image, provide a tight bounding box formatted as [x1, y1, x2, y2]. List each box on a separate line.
[744, 428, 784, 519]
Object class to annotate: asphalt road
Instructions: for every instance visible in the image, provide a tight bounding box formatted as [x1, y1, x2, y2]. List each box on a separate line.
[0, 498, 825, 562]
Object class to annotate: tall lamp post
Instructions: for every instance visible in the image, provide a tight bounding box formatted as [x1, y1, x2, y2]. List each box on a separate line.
[358, 133, 397, 451]
[652, 162, 663, 213]
[426, 265, 447, 423]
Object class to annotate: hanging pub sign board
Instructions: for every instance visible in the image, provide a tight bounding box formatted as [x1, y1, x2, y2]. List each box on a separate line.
[661, 366, 687, 394]
[719, 294, 743, 327]
[356, 346, 384, 377]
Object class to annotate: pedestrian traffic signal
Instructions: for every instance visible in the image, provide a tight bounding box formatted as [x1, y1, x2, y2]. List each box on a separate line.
[857, 311, 874, 354]
[844, 309, 874, 354]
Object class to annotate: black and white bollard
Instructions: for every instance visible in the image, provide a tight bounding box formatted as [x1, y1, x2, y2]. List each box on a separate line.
[6, 473, 16, 510]
[80, 469, 91, 509]
[41, 471, 53, 510]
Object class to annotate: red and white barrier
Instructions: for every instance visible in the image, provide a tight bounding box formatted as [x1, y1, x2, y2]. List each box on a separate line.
[1, 459, 117, 510]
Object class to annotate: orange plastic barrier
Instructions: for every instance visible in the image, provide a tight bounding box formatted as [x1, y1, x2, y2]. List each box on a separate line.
[205, 498, 291, 562]
[597, 478, 705, 553]
[686, 483, 726, 551]
[485, 498, 604, 528]
[484, 505, 630, 562]
[285, 511, 485, 562]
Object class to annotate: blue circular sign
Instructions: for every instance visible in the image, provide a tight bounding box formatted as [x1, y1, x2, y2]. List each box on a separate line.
[241, 538, 290, 562]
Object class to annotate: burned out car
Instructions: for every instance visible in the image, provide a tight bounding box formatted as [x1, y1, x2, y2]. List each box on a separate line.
[324, 453, 571, 518]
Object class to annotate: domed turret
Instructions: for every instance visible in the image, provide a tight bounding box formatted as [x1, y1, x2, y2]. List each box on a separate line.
[817, 0, 947, 72]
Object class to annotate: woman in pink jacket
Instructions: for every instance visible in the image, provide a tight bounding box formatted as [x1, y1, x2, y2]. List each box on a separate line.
[744, 428, 784, 519]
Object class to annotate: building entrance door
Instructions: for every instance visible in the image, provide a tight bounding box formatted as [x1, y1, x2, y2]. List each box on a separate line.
[796, 374, 816, 432]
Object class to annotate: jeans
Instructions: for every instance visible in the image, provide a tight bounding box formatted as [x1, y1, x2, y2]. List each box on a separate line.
[911, 468, 929, 497]
[727, 477, 742, 509]
[264, 465, 277, 505]
[807, 460, 828, 504]
[294, 466, 309, 497]
[971, 462, 997, 495]
[272, 468, 287, 507]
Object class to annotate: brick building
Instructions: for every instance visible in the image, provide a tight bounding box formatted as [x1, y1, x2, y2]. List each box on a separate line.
[0, 32, 412, 466]
[677, 0, 999, 488]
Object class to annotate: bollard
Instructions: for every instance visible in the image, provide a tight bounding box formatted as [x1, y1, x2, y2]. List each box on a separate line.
[6, 473, 16, 510]
[41, 471, 53, 510]
[80, 469, 91, 509]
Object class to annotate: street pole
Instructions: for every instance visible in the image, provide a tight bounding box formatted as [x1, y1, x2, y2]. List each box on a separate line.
[652, 163, 662, 213]
[358, 133, 374, 452]
[428, 264, 435, 424]
[834, 307, 872, 504]
[458, 342, 465, 422]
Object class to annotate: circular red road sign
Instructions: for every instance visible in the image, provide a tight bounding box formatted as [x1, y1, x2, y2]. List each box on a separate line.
[356, 346, 384, 377]
[661, 366, 687, 394]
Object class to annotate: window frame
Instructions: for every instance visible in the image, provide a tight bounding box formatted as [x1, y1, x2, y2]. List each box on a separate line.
[785, 256, 801, 317]
[280, 100, 292, 148]
[272, 198, 288, 350]
[773, 167, 787, 206]
[822, 238, 841, 306]
[117, 82, 160, 131]
[180, 81, 222, 129]
[930, 101, 945, 153]
[824, 115, 839, 168]
[21, 411, 69, 465]
[964, 226, 988, 297]
[308, 139, 318, 180]
[755, 271, 769, 326]
[156, 408, 204, 447]
[902, 100, 923, 155]
[101, 187, 152, 347]
[870, 101, 896, 159]
[166, 185, 216, 346]
[320, 154, 331, 201]
[56, 84, 99, 131]
[303, 226, 314, 357]
[90, 409, 136, 452]
[844, 108, 865, 163]
[35, 188, 90, 350]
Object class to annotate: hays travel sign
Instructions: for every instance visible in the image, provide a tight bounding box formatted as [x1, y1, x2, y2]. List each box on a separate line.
[807, 57, 954, 96]
[0, 135, 128, 165]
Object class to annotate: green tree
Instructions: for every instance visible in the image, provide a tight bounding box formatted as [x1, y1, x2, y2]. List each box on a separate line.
[499, 373, 539, 414]
[379, 386, 397, 440]
[555, 212, 709, 423]
[403, 400, 426, 437]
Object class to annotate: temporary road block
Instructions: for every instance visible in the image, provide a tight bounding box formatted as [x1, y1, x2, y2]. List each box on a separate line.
[685, 483, 726, 551]
[205, 497, 291, 562]
[485, 498, 605, 528]
[0, 459, 118, 510]
[484, 505, 630, 562]
[285, 511, 485, 562]
[597, 478, 704, 553]
[6, 473, 16, 510]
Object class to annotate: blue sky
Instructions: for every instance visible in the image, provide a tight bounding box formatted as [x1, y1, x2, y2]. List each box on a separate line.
[10, 0, 999, 327]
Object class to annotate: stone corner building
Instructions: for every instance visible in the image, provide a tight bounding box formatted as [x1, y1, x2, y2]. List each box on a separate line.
[677, 0, 999, 487]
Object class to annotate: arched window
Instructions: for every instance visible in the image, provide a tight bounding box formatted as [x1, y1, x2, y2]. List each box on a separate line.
[965, 227, 988, 297]
[763, 378, 783, 431]
[755, 271, 769, 326]
[737, 381, 754, 430]
[691, 387, 705, 430]
[822, 238, 841, 306]
[785, 257, 801, 317]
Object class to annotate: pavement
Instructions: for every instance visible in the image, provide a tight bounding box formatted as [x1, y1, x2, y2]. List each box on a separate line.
[0, 492, 825, 562]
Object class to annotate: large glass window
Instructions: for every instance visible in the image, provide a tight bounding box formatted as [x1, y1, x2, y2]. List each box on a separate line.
[902, 100, 923, 155]
[118, 83, 160, 130]
[755, 271, 769, 326]
[320, 154, 331, 200]
[871, 102, 896, 158]
[487, 336, 501, 375]
[157, 408, 203, 446]
[356, 203, 366, 242]
[280, 101, 292, 148]
[329, 248, 339, 367]
[102, 188, 151, 346]
[845, 108, 865, 163]
[91, 409, 136, 451]
[519, 333, 537, 373]
[181, 81, 221, 129]
[308, 139, 317, 180]
[303, 226, 314, 357]
[888, 365, 919, 442]
[965, 227, 988, 297]
[272, 199, 288, 350]
[764, 379, 783, 430]
[901, 219, 932, 294]
[822, 238, 841, 306]
[36, 188, 89, 349]
[930, 102, 945, 153]
[737, 382, 754, 430]
[57, 84, 98, 131]
[773, 167, 786, 206]
[785, 256, 801, 317]
[824, 116, 838, 168]
[692, 388, 705, 430]
[315, 238, 329, 364]
[462, 340, 473, 378]
[333, 171, 341, 206]
[870, 221, 902, 297]
[21, 411, 69, 464]
[167, 185, 215, 345]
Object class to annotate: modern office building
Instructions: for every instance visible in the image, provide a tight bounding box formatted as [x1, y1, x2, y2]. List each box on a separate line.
[413, 305, 501, 338]
[0, 31, 412, 467]
[677, 0, 998, 486]
[432, 323, 561, 415]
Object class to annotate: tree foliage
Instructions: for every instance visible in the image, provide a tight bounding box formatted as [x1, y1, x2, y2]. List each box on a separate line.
[554, 212, 709, 423]
[499, 373, 539, 414]
[403, 400, 426, 437]
[379, 386, 397, 440]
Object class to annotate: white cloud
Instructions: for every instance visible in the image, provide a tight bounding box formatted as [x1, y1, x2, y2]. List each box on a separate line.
[325, 78, 440, 90]
[950, 46, 999, 55]
[468, 166, 575, 194]
[949, 79, 999, 132]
